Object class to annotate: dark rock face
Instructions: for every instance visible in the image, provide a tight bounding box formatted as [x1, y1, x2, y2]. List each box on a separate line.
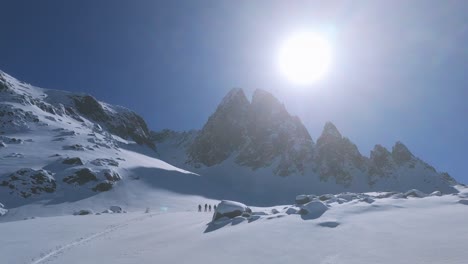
[91, 158, 119, 167]
[236, 90, 314, 176]
[0, 169, 56, 198]
[368, 145, 395, 184]
[392, 141, 414, 165]
[188, 88, 250, 166]
[71, 94, 154, 148]
[440, 172, 457, 186]
[314, 122, 364, 186]
[92, 182, 113, 192]
[72, 95, 109, 122]
[188, 88, 313, 175]
[63, 168, 98, 185]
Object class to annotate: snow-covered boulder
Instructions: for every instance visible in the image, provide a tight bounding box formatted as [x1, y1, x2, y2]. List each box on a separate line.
[299, 201, 329, 220]
[212, 200, 252, 222]
[73, 209, 94, 215]
[110, 206, 122, 213]
[319, 194, 335, 201]
[404, 189, 427, 198]
[430, 191, 442, 196]
[295, 194, 311, 205]
[0, 202, 7, 216]
[63, 168, 98, 185]
[360, 197, 375, 204]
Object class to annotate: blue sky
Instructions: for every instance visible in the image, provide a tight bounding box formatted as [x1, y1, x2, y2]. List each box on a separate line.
[0, 0, 466, 183]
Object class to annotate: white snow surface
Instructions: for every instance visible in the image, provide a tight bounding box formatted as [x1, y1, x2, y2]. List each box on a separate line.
[0, 186, 467, 264]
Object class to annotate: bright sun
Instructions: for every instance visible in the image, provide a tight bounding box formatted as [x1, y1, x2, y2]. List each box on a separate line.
[278, 32, 332, 85]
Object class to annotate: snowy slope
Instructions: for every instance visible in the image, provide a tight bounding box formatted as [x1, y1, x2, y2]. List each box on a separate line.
[1, 186, 467, 264]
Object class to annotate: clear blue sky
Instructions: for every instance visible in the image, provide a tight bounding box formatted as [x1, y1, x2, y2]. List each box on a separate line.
[0, 0, 466, 183]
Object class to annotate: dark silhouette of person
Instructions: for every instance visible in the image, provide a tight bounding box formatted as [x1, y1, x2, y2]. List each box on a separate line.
[204, 204, 207, 212]
[209, 205, 211, 212]
[198, 204, 201, 212]
[214, 205, 217, 211]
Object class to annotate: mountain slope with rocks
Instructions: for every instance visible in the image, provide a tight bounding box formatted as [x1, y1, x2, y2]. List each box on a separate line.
[0, 70, 194, 211]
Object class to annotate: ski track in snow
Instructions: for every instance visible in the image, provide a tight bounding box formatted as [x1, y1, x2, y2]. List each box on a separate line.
[29, 213, 156, 264]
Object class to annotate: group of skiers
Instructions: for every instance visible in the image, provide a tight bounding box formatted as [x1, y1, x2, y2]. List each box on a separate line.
[198, 203, 216, 212]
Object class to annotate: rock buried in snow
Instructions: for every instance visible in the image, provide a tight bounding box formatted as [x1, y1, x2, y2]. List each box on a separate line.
[404, 189, 427, 198]
[212, 200, 252, 222]
[360, 197, 375, 204]
[299, 201, 328, 220]
[73, 209, 94, 215]
[430, 191, 442, 196]
[295, 194, 311, 205]
[458, 200, 468, 205]
[110, 206, 122, 213]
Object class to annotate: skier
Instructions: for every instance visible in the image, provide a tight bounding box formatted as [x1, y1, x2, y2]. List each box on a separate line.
[208, 205, 212, 212]
[198, 204, 202, 212]
[204, 204, 207, 212]
[214, 205, 217, 211]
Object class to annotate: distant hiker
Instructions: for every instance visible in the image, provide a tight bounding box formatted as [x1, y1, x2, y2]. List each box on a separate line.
[198, 204, 202, 212]
[214, 205, 217, 211]
[209, 205, 212, 212]
[204, 204, 207, 212]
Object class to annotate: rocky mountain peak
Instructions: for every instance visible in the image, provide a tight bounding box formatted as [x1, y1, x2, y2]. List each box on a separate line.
[218, 88, 249, 109]
[392, 141, 414, 165]
[189, 87, 313, 174]
[188, 88, 250, 166]
[370, 144, 393, 169]
[320, 122, 342, 140]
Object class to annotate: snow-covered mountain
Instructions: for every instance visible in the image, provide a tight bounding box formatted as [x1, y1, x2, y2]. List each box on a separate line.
[153, 88, 458, 199]
[0, 70, 196, 211]
[0, 69, 459, 215]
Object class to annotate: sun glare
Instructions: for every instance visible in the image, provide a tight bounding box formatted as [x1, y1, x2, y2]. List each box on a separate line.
[278, 32, 332, 85]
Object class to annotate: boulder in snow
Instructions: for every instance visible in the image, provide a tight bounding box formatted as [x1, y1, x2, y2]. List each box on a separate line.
[74, 209, 94, 215]
[299, 201, 329, 220]
[63, 168, 97, 185]
[212, 200, 252, 222]
[295, 194, 311, 205]
[360, 197, 375, 204]
[110, 206, 122, 213]
[430, 191, 442, 197]
[404, 189, 427, 198]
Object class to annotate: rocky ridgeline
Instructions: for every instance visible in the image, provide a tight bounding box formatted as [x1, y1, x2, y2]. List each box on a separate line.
[0, 70, 153, 147]
[156, 88, 457, 192]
